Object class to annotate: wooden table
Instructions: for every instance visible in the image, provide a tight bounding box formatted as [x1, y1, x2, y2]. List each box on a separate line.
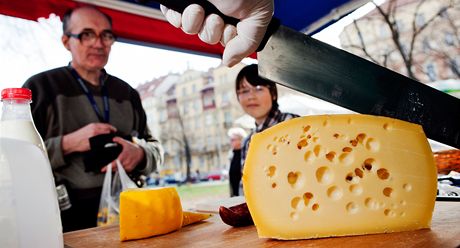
[64, 201, 460, 248]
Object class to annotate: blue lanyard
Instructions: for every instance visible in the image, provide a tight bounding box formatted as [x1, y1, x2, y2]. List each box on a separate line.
[70, 67, 110, 123]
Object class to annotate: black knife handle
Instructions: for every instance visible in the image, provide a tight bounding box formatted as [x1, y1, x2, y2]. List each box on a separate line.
[136, 0, 279, 52]
[137, 0, 239, 26]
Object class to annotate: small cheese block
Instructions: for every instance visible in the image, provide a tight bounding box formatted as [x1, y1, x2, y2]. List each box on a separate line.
[120, 187, 183, 241]
[243, 114, 437, 240]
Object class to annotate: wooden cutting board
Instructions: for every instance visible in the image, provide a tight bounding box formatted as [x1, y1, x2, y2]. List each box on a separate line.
[64, 201, 460, 248]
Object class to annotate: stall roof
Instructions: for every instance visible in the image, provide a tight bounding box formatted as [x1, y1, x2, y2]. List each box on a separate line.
[0, 0, 371, 57]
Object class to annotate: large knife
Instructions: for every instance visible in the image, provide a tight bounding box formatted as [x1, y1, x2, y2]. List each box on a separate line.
[138, 0, 460, 149]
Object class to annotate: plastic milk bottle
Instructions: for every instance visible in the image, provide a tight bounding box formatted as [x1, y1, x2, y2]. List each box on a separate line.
[0, 88, 63, 248]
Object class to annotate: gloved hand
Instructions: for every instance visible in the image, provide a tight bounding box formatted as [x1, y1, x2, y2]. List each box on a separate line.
[161, 0, 274, 67]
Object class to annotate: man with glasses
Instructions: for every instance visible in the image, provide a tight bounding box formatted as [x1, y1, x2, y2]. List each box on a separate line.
[23, 6, 163, 232]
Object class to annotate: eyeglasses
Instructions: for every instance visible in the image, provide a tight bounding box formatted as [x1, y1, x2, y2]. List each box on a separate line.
[237, 85, 269, 98]
[66, 29, 117, 46]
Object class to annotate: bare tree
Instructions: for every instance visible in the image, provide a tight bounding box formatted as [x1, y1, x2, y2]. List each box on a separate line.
[341, 0, 460, 82]
[160, 103, 193, 184]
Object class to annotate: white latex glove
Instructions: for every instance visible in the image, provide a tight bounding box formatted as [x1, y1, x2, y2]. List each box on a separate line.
[160, 0, 274, 67]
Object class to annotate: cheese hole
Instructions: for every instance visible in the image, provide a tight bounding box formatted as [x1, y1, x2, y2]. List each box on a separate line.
[266, 165, 276, 177]
[362, 158, 374, 171]
[304, 151, 315, 163]
[346, 202, 359, 214]
[347, 118, 353, 124]
[365, 138, 380, 152]
[303, 125, 311, 133]
[400, 211, 406, 217]
[303, 192, 313, 206]
[316, 167, 333, 185]
[271, 145, 278, 155]
[383, 187, 393, 197]
[383, 123, 392, 130]
[323, 120, 329, 127]
[339, 152, 354, 166]
[400, 200, 407, 206]
[333, 133, 340, 139]
[297, 138, 308, 150]
[273, 136, 278, 142]
[325, 151, 336, 162]
[271, 183, 277, 188]
[350, 139, 358, 147]
[287, 171, 303, 188]
[291, 197, 302, 210]
[377, 168, 390, 180]
[349, 184, 363, 196]
[403, 183, 412, 192]
[342, 147, 353, 152]
[327, 186, 343, 200]
[290, 212, 299, 221]
[345, 173, 360, 184]
[384, 209, 396, 217]
[365, 197, 380, 210]
[356, 133, 366, 144]
[312, 137, 319, 143]
[313, 145, 325, 157]
[266, 144, 272, 150]
[312, 203, 319, 211]
[354, 168, 364, 178]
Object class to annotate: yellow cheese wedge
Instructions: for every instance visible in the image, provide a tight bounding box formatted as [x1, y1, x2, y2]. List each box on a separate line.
[120, 187, 183, 241]
[242, 114, 437, 240]
[182, 211, 212, 227]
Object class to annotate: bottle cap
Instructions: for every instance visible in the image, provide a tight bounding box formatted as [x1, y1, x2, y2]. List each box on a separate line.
[1, 88, 32, 100]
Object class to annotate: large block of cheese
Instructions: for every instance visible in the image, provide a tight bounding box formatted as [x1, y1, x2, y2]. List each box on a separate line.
[242, 114, 437, 240]
[119, 187, 183, 241]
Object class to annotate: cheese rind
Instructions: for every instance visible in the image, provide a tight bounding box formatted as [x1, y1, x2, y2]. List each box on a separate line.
[242, 114, 437, 240]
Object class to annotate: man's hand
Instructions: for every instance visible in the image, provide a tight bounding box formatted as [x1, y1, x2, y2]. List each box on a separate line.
[62, 123, 116, 155]
[161, 0, 274, 67]
[101, 136, 145, 173]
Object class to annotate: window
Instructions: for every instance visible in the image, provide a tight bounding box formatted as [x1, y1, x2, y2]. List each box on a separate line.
[379, 26, 389, 38]
[182, 87, 187, 97]
[426, 64, 437, 81]
[422, 38, 430, 53]
[205, 113, 213, 126]
[450, 59, 460, 76]
[415, 14, 425, 28]
[395, 20, 404, 31]
[192, 84, 197, 93]
[159, 109, 167, 122]
[221, 91, 230, 106]
[201, 88, 216, 110]
[183, 102, 189, 115]
[223, 111, 232, 128]
[194, 99, 200, 111]
[445, 32, 454, 46]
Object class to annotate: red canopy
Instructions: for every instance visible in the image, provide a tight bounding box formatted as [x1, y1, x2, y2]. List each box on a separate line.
[0, 0, 225, 57]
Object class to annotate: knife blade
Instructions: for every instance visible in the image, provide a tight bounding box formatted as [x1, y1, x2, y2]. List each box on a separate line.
[138, 0, 460, 149]
[258, 25, 460, 149]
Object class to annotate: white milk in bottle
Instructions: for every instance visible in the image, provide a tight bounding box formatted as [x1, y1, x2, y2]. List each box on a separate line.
[0, 88, 63, 248]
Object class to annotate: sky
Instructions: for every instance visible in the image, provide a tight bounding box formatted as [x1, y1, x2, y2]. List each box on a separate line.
[0, 2, 381, 90]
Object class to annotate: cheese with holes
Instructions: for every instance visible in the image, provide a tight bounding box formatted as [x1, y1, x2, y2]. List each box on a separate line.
[242, 114, 437, 240]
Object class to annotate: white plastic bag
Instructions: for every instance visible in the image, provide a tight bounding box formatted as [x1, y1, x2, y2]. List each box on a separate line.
[97, 160, 137, 226]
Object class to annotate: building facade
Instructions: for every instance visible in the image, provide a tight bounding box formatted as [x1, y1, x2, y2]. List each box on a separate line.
[138, 63, 246, 178]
